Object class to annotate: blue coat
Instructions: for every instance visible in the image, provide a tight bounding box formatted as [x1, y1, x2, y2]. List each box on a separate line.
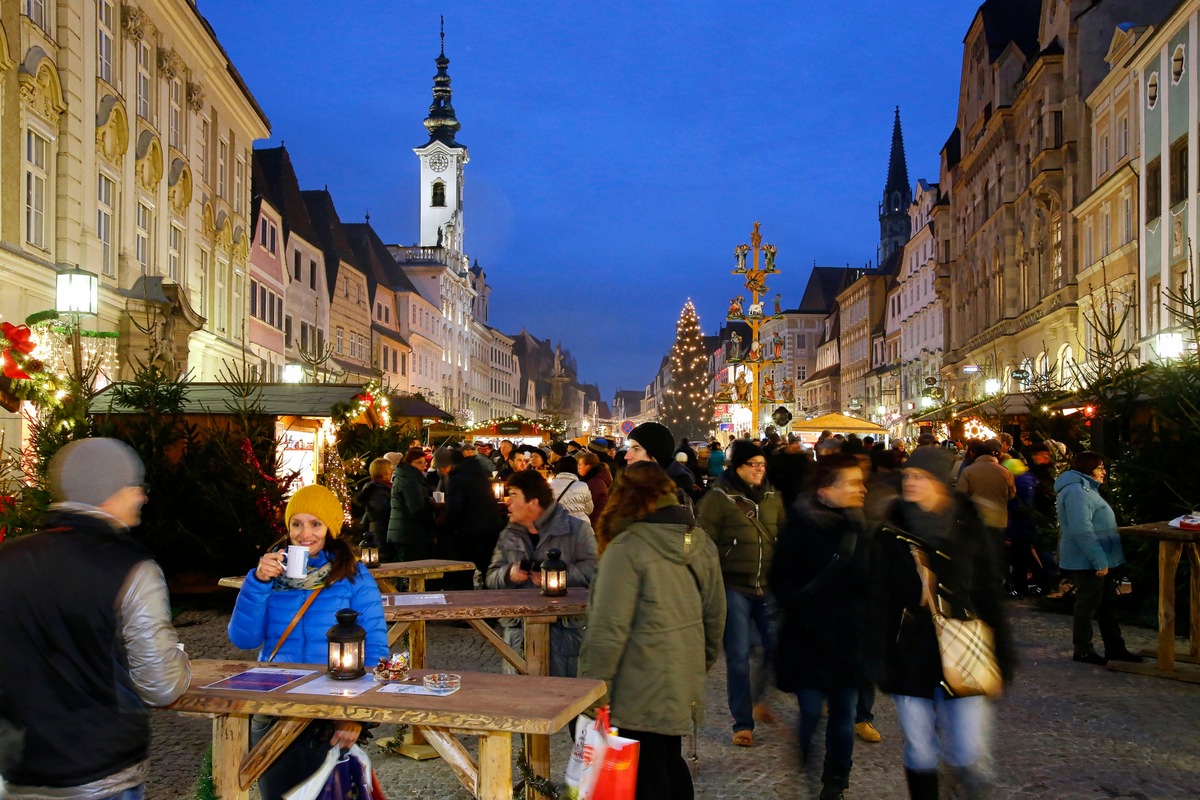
[1054, 470, 1124, 571]
[228, 551, 389, 665]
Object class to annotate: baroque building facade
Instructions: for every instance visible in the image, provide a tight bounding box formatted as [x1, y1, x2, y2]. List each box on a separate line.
[1, 0, 267, 443]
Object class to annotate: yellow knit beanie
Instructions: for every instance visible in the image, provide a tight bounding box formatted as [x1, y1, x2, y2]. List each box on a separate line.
[285, 484, 345, 537]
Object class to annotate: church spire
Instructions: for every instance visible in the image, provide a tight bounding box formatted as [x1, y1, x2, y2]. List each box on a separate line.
[884, 106, 909, 205]
[423, 16, 462, 146]
[878, 106, 912, 262]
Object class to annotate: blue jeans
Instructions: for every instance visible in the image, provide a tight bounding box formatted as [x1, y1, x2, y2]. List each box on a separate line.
[797, 686, 857, 783]
[722, 588, 774, 732]
[101, 788, 145, 800]
[893, 689, 992, 785]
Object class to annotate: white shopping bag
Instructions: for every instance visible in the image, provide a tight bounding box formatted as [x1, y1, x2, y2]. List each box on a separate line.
[564, 712, 609, 800]
[283, 743, 377, 800]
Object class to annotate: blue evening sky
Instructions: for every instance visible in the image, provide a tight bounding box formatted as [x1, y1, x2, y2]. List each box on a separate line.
[201, 1, 979, 399]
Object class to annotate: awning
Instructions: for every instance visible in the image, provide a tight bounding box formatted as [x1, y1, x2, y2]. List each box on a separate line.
[789, 412, 889, 435]
[954, 392, 1039, 419]
[910, 401, 972, 424]
[91, 382, 449, 420]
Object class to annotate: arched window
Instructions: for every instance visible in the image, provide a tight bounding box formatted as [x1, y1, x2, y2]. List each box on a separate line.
[431, 181, 445, 207]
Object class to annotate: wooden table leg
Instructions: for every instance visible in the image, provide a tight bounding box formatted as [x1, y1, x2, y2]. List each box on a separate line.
[1186, 543, 1200, 661]
[1158, 541, 1183, 671]
[405, 576, 430, 751]
[212, 714, 250, 800]
[524, 619, 553, 800]
[478, 732, 513, 800]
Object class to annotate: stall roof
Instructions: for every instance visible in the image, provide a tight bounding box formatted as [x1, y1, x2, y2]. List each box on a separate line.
[790, 412, 889, 435]
[91, 382, 450, 419]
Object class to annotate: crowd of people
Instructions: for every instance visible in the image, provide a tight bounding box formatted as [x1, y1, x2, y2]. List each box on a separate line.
[0, 421, 1145, 800]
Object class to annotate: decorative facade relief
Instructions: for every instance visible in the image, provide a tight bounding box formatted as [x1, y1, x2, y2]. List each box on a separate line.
[186, 81, 205, 112]
[121, 5, 155, 42]
[18, 51, 66, 124]
[167, 158, 193, 215]
[157, 47, 185, 80]
[96, 94, 130, 166]
[134, 127, 164, 190]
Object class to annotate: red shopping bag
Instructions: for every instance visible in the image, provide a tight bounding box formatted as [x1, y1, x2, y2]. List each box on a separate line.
[591, 708, 639, 800]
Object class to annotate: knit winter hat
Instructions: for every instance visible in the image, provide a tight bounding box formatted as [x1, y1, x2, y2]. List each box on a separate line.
[627, 422, 675, 467]
[48, 437, 144, 507]
[1002, 457, 1029, 476]
[285, 484, 345, 537]
[729, 439, 766, 471]
[382, 451, 403, 467]
[431, 447, 457, 469]
[905, 445, 954, 485]
[549, 441, 569, 457]
[588, 438, 609, 455]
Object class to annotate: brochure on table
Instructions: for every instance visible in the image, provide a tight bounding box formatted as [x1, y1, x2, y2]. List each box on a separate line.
[287, 674, 377, 697]
[203, 667, 316, 692]
[382, 593, 447, 606]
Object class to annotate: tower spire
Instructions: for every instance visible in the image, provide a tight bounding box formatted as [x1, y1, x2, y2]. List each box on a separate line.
[423, 17, 461, 145]
[884, 106, 909, 202]
[878, 106, 912, 262]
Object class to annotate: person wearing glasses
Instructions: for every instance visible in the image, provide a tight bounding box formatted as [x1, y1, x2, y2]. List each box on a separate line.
[1054, 451, 1143, 666]
[696, 440, 783, 747]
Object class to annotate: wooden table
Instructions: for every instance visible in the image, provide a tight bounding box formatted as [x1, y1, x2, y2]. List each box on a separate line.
[1112, 522, 1200, 682]
[383, 587, 589, 786]
[170, 659, 604, 800]
[217, 558, 476, 592]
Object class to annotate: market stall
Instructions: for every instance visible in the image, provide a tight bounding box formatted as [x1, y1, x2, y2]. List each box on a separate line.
[789, 412, 890, 446]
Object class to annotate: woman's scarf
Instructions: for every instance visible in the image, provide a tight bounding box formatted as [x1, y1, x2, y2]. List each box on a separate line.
[272, 559, 332, 591]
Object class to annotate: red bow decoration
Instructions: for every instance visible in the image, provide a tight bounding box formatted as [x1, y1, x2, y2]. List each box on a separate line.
[1, 322, 36, 380]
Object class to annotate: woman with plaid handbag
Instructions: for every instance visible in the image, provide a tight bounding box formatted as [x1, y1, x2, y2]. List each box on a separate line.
[869, 446, 1016, 800]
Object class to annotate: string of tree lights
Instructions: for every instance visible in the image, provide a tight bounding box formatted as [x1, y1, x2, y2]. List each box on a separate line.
[660, 300, 712, 441]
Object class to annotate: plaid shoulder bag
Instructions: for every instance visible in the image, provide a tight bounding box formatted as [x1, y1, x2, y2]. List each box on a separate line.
[909, 545, 1003, 698]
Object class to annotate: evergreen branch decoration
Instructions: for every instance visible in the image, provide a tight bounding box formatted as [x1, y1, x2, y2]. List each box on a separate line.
[514, 746, 562, 800]
[195, 745, 216, 800]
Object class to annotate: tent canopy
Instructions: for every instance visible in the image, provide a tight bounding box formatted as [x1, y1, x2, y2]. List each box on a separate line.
[790, 412, 889, 435]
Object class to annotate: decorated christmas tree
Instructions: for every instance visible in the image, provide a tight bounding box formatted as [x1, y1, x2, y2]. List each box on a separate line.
[660, 300, 712, 441]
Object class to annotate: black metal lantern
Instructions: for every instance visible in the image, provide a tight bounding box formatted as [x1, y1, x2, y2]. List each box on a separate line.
[540, 548, 568, 597]
[359, 532, 380, 568]
[326, 608, 366, 680]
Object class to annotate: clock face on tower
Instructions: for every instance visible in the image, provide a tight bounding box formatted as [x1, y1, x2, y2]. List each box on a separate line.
[428, 153, 450, 173]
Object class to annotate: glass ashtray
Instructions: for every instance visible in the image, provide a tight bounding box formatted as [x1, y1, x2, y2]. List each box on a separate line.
[423, 672, 461, 695]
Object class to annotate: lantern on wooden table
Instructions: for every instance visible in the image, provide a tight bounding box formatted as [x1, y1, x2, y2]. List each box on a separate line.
[359, 532, 380, 568]
[540, 548, 568, 597]
[491, 480, 506, 502]
[326, 609, 366, 679]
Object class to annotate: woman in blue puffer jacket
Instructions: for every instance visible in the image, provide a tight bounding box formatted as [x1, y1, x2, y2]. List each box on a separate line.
[1054, 451, 1142, 667]
[229, 484, 389, 800]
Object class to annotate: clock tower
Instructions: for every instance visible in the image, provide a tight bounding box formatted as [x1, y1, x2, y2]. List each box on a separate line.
[414, 21, 468, 251]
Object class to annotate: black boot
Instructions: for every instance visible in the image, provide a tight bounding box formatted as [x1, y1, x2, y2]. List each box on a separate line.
[904, 768, 938, 800]
[819, 769, 849, 800]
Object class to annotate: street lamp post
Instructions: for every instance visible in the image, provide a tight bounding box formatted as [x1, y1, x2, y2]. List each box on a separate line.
[725, 222, 784, 437]
[55, 266, 99, 379]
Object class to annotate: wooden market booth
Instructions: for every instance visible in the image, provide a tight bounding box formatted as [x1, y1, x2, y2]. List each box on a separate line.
[789, 412, 890, 446]
[91, 383, 450, 489]
[429, 419, 556, 448]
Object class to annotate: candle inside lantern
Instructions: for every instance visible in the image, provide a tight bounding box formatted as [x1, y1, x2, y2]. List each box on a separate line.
[492, 481, 505, 501]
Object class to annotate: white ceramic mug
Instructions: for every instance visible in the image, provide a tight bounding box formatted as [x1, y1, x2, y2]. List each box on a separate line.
[432, 491, 445, 503]
[280, 545, 308, 579]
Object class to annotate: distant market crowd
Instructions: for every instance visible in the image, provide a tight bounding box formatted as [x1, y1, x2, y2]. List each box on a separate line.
[0, 421, 1140, 800]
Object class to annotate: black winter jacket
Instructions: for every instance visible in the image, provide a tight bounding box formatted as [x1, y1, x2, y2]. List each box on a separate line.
[771, 494, 869, 692]
[868, 495, 1016, 698]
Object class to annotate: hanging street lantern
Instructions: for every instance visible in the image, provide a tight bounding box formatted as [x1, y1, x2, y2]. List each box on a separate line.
[540, 548, 568, 597]
[326, 608, 366, 680]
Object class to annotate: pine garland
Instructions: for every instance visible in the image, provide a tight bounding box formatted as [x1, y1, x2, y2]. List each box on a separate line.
[514, 745, 562, 800]
[195, 745, 216, 800]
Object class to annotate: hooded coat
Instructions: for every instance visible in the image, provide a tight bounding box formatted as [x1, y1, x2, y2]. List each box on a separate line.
[386, 462, 436, 547]
[579, 504, 726, 736]
[1054, 470, 1123, 571]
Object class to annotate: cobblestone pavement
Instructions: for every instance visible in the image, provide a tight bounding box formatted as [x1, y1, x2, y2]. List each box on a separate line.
[155, 599, 1200, 799]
